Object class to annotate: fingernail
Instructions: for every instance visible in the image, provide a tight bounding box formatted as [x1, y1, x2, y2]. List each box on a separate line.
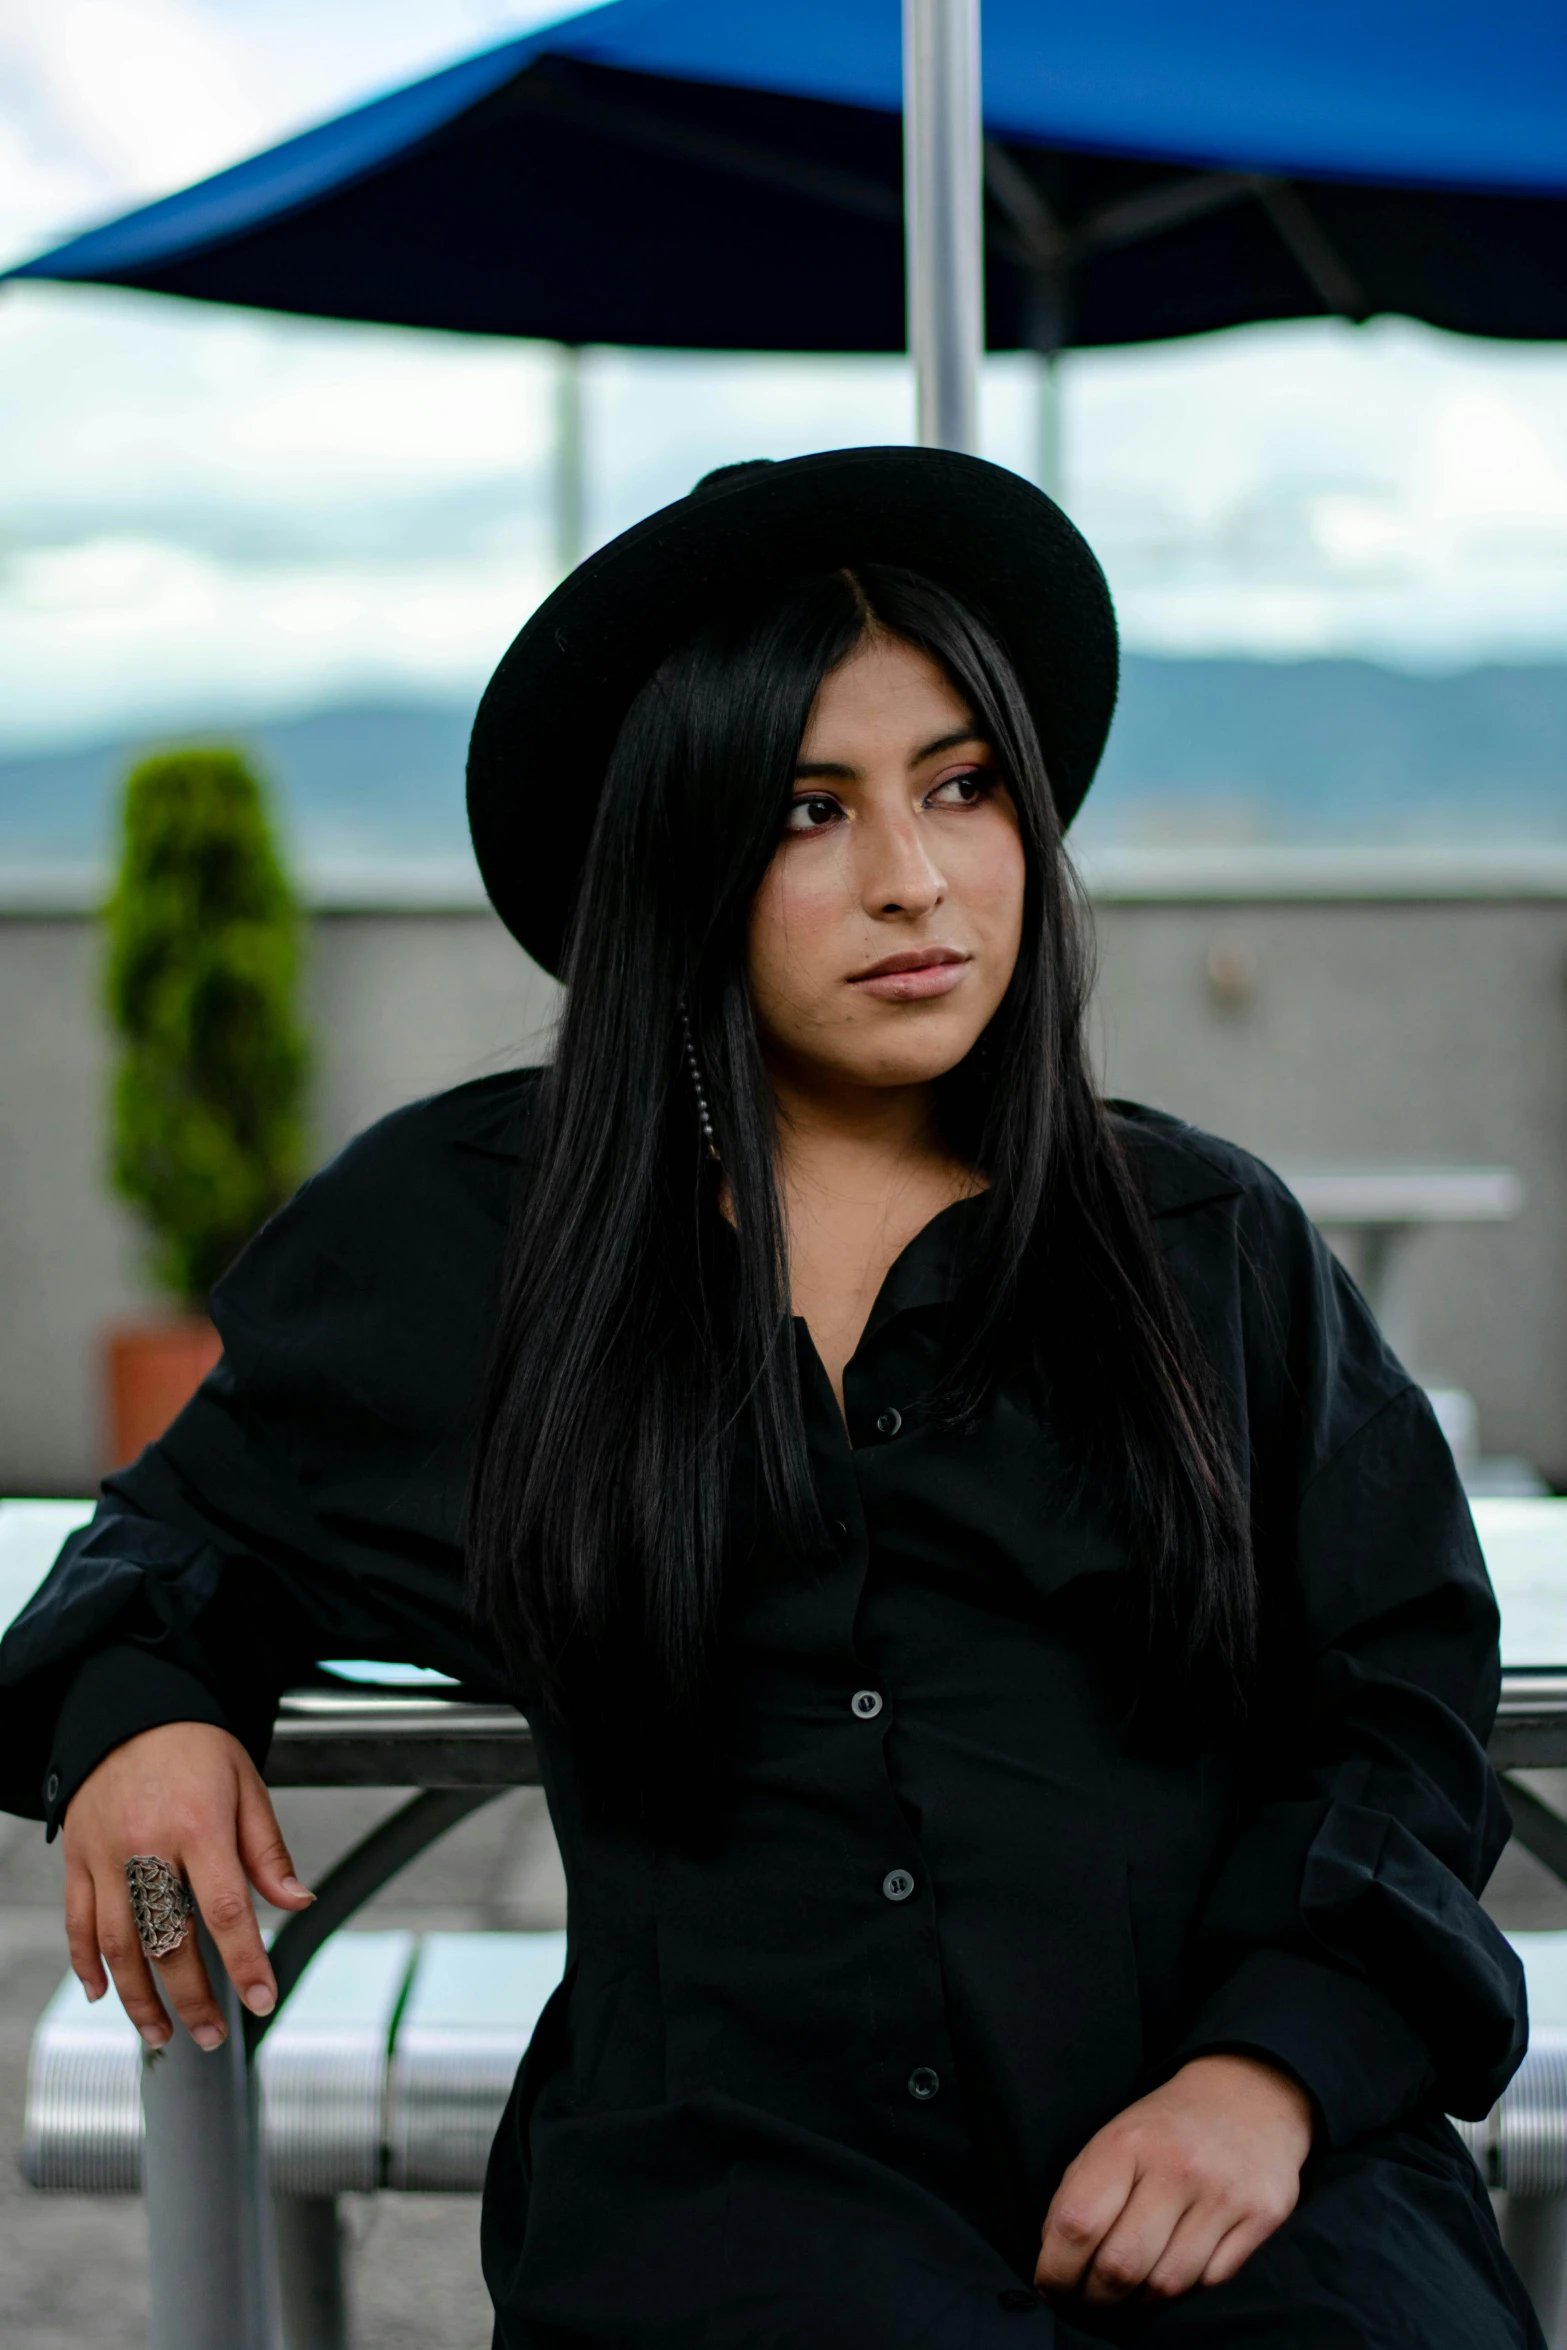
[280, 1876, 315, 1903]
[85, 1982, 104, 2003]
[139, 2024, 170, 2048]
[243, 1985, 276, 2017]
[192, 2024, 225, 2052]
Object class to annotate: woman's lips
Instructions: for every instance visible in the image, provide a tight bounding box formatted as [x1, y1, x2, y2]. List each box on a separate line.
[847, 949, 971, 1001]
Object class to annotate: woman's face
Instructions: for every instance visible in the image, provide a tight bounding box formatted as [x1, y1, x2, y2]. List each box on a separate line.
[746, 630, 1025, 1096]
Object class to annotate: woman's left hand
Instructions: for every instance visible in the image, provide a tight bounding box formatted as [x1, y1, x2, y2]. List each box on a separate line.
[1034, 2053, 1314, 2306]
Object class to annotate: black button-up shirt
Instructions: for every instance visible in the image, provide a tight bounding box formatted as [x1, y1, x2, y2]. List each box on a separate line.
[0, 1072, 1526, 2336]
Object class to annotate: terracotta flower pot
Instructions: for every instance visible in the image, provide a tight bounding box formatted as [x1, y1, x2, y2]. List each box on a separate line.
[104, 1318, 222, 1473]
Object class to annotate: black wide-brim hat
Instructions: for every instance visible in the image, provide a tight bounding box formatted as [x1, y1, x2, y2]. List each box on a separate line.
[468, 446, 1118, 974]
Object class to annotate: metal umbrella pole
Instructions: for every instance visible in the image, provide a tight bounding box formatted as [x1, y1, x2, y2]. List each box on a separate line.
[553, 342, 586, 577]
[903, 0, 984, 454]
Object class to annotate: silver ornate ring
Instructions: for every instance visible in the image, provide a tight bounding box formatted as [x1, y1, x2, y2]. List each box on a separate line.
[125, 1855, 195, 1960]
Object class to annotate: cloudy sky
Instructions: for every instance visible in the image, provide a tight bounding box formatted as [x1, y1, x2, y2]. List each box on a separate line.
[2, 0, 1567, 752]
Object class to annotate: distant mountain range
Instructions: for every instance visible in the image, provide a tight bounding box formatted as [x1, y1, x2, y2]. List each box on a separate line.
[1086, 656, 1567, 847]
[2, 656, 1564, 867]
[0, 701, 474, 867]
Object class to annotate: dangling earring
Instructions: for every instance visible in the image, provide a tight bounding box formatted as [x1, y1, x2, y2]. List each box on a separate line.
[678, 1001, 721, 1163]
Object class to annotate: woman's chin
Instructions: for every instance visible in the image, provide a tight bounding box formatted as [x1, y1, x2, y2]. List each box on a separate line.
[832, 1030, 993, 1093]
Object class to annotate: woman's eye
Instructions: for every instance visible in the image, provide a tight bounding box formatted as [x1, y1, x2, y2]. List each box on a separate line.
[783, 794, 843, 835]
[927, 768, 993, 807]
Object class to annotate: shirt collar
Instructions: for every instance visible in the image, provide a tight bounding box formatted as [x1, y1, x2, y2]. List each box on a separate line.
[857, 1192, 980, 1346]
[452, 1077, 1242, 1235]
[854, 1110, 1246, 1353]
[451, 1073, 540, 1163]
[1108, 1103, 1245, 1221]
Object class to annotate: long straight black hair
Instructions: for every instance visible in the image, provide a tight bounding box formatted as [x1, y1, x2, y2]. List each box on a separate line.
[467, 565, 1254, 1752]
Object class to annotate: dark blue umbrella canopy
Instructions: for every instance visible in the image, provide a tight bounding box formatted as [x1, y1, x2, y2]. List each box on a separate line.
[10, 0, 1567, 350]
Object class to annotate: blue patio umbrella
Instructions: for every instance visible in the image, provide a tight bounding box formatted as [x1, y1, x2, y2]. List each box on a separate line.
[8, 0, 1566, 357]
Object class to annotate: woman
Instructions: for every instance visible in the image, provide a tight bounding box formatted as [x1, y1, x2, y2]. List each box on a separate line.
[0, 450, 1539, 2347]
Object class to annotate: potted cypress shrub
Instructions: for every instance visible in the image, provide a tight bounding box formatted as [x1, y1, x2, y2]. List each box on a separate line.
[103, 747, 307, 1468]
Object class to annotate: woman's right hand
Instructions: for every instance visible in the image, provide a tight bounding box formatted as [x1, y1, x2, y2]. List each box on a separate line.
[61, 1721, 315, 2050]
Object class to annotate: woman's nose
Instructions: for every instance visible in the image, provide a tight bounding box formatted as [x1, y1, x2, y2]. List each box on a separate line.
[860, 815, 945, 917]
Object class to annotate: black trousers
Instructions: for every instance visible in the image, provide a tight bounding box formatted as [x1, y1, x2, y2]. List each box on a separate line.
[486, 2100, 1544, 2350]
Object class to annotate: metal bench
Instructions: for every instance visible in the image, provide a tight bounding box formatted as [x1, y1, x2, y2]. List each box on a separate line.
[24, 1928, 565, 2197]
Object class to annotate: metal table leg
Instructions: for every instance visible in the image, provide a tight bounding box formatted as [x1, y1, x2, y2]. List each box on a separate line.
[139, 1789, 506, 2350]
[1503, 1777, 1567, 1886]
[1495, 1778, 1567, 2346]
[1504, 2198, 1567, 2349]
[247, 1788, 502, 2055]
[143, 1917, 280, 2350]
[272, 2196, 348, 2350]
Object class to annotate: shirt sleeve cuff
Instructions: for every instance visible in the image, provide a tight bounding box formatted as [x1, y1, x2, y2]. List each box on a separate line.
[44, 1644, 235, 1838]
[1170, 1947, 1437, 2150]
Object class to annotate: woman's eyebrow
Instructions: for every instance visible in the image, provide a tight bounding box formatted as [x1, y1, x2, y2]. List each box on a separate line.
[912, 726, 984, 764]
[793, 727, 985, 781]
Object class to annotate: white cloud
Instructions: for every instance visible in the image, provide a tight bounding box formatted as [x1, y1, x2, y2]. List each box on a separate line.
[1424, 390, 1567, 531]
[0, 0, 585, 267]
[0, 283, 555, 524]
[0, 0, 273, 262]
[0, 527, 552, 738]
[34, 0, 268, 194]
[1055, 320, 1567, 665]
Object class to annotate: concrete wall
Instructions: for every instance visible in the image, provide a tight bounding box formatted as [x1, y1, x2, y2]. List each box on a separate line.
[306, 906, 558, 1164]
[1091, 894, 1567, 1475]
[2, 879, 1564, 1493]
